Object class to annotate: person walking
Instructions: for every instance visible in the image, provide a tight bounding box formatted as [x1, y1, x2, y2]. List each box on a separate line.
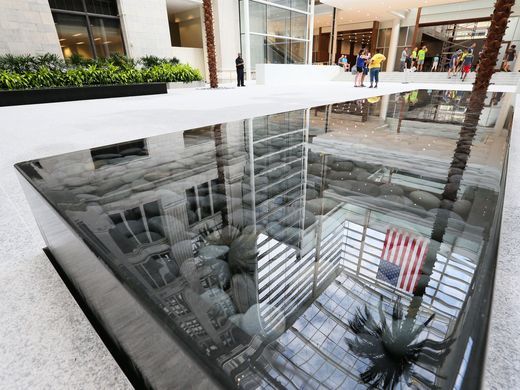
[417, 46, 427, 72]
[354, 49, 368, 87]
[503, 44, 516, 71]
[368, 49, 386, 88]
[235, 53, 245, 87]
[431, 54, 440, 71]
[400, 47, 409, 71]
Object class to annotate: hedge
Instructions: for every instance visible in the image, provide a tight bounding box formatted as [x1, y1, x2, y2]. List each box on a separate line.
[0, 54, 203, 90]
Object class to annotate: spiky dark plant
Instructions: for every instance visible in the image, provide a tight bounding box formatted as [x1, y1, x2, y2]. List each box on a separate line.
[347, 296, 453, 389]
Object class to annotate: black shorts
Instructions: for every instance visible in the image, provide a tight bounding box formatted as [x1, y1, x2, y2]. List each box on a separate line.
[356, 66, 363, 73]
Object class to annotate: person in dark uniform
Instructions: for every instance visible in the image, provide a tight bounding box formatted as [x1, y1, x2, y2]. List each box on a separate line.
[236, 53, 245, 87]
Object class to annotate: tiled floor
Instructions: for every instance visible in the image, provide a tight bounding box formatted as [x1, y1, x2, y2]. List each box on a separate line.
[0, 81, 517, 389]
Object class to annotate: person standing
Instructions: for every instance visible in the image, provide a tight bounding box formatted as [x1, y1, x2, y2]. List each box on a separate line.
[400, 47, 409, 71]
[354, 49, 368, 87]
[417, 46, 427, 72]
[410, 47, 418, 68]
[368, 49, 386, 88]
[448, 49, 462, 78]
[235, 53, 245, 87]
[431, 54, 440, 71]
[504, 44, 516, 71]
[461, 49, 474, 81]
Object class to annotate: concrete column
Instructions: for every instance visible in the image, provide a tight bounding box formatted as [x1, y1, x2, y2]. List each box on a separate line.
[307, 1, 315, 64]
[117, 0, 172, 58]
[329, 8, 338, 65]
[0, 0, 62, 56]
[386, 18, 401, 72]
[379, 94, 390, 120]
[243, 0, 252, 81]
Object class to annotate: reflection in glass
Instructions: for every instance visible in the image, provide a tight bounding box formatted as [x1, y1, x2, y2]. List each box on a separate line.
[90, 17, 124, 58]
[267, 5, 289, 37]
[16, 89, 511, 389]
[53, 13, 94, 59]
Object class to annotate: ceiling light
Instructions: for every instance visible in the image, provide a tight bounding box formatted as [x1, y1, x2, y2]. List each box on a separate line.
[94, 37, 101, 41]
[72, 33, 82, 37]
[59, 38, 66, 41]
[76, 41, 84, 45]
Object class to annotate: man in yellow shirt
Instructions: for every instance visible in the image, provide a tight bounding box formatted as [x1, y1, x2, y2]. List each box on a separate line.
[368, 49, 386, 88]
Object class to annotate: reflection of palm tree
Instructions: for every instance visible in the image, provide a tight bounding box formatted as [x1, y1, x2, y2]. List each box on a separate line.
[347, 296, 453, 389]
[408, 0, 515, 318]
[203, 0, 218, 88]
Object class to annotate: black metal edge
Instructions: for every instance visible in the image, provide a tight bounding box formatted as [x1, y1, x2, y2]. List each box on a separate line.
[0, 83, 167, 107]
[43, 247, 146, 390]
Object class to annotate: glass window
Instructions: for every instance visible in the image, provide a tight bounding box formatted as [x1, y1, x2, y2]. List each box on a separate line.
[250, 34, 267, 68]
[250, 1, 267, 34]
[267, 6, 289, 37]
[398, 27, 408, 47]
[291, 0, 309, 12]
[267, 37, 287, 63]
[289, 40, 306, 63]
[269, 0, 291, 8]
[291, 11, 307, 39]
[53, 13, 94, 59]
[49, 0, 84, 12]
[85, 0, 119, 16]
[90, 17, 125, 58]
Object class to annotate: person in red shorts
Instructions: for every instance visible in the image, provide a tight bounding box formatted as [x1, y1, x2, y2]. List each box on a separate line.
[461, 50, 474, 82]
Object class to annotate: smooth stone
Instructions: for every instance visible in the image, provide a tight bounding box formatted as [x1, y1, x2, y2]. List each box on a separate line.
[328, 160, 354, 172]
[231, 273, 257, 313]
[114, 220, 145, 237]
[241, 304, 286, 339]
[379, 183, 405, 196]
[228, 230, 258, 274]
[199, 259, 231, 289]
[453, 199, 472, 219]
[327, 170, 357, 181]
[409, 190, 441, 210]
[306, 188, 319, 200]
[306, 198, 339, 215]
[143, 171, 170, 182]
[198, 245, 229, 259]
[350, 181, 380, 197]
[120, 147, 144, 156]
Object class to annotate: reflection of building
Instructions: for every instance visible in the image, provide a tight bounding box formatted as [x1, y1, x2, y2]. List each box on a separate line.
[18, 90, 510, 389]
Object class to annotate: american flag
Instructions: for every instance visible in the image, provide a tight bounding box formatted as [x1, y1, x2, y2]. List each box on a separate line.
[376, 228, 429, 293]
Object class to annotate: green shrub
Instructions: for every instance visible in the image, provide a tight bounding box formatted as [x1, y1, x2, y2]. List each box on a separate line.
[0, 53, 202, 90]
[0, 53, 66, 73]
[140, 55, 180, 68]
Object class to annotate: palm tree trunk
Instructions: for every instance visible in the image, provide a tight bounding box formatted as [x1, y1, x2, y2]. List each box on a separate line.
[203, 0, 218, 88]
[407, 0, 515, 319]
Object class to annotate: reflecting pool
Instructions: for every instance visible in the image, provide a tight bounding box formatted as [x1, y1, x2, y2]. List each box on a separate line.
[16, 89, 512, 389]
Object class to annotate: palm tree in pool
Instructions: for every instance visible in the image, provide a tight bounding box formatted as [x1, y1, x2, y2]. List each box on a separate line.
[346, 1, 516, 387]
[203, 0, 218, 88]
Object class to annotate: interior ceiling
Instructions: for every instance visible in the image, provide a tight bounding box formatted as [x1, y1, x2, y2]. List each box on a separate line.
[320, 0, 471, 23]
[166, 0, 201, 14]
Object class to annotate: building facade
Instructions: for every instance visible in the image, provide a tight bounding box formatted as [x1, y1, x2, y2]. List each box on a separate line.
[1, 0, 520, 81]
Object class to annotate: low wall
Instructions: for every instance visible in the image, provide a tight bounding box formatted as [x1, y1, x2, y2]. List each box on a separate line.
[256, 64, 344, 85]
[171, 46, 206, 78]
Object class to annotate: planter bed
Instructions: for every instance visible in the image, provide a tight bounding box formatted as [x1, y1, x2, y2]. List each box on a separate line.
[0, 82, 167, 107]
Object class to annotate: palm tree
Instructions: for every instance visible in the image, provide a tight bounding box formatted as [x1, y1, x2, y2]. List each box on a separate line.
[203, 0, 218, 88]
[347, 296, 453, 389]
[346, 2, 516, 386]
[408, 0, 515, 317]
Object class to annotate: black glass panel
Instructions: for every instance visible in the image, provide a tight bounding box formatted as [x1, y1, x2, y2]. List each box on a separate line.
[85, 0, 119, 16]
[16, 90, 512, 389]
[49, 0, 84, 12]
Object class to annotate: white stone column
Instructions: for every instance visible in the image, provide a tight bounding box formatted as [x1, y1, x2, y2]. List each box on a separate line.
[243, 0, 252, 81]
[386, 17, 401, 72]
[307, 1, 315, 64]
